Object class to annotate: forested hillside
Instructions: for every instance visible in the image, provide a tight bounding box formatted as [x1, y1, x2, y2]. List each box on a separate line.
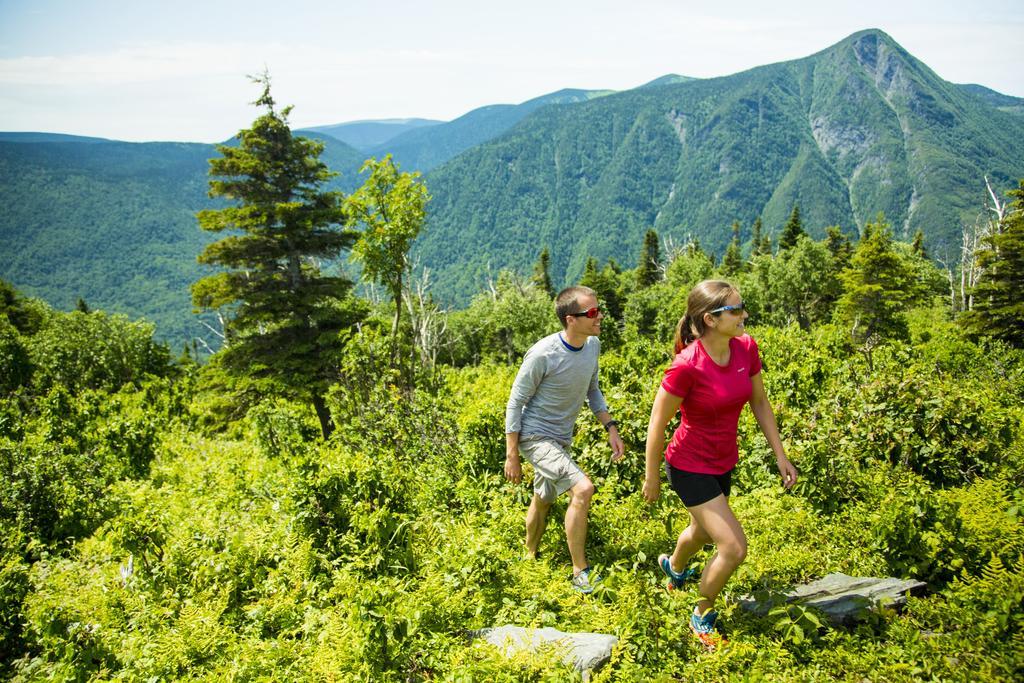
[418, 29, 1024, 304]
[0, 135, 365, 345]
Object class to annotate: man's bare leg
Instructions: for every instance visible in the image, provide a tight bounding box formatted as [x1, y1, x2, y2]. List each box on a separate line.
[525, 494, 551, 558]
[565, 478, 595, 574]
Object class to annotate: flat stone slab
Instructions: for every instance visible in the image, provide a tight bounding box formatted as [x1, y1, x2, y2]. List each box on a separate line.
[740, 573, 926, 625]
[470, 625, 617, 679]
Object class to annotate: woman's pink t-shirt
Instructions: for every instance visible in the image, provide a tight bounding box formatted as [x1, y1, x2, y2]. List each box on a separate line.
[660, 334, 762, 474]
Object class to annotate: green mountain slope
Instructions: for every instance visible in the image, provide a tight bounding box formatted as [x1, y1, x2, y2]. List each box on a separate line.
[417, 29, 1024, 303]
[957, 84, 1024, 115]
[0, 134, 365, 344]
[370, 88, 614, 172]
[299, 118, 443, 150]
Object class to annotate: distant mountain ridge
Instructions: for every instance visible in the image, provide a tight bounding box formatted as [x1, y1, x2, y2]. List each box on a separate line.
[299, 118, 442, 150]
[2, 29, 1023, 342]
[364, 87, 615, 172]
[414, 29, 1024, 303]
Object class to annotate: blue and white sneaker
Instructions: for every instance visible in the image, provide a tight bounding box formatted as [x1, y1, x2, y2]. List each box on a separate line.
[689, 607, 725, 650]
[658, 553, 697, 590]
[571, 566, 599, 594]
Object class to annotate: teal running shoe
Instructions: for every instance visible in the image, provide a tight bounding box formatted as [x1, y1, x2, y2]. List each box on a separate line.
[658, 553, 697, 590]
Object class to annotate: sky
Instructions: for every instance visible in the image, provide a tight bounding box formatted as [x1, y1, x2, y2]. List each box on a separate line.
[0, 0, 1021, 143]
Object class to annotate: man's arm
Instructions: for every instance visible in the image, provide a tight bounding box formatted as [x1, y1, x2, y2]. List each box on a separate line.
[504, 346, 545, 482]
[504, 431, 522, 482]
[594, 409, 625, 461]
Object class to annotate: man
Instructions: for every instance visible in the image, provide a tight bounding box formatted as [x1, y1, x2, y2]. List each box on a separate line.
[504, 285, 625, 593]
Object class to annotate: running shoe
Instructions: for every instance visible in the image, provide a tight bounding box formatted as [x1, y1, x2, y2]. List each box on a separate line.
[658, 553, 698, 590]
[570, 566, 599, 594]
[689, 607, 725, 651]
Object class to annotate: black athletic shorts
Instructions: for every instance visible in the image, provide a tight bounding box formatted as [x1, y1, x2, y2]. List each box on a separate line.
[666, 462, 733, 507]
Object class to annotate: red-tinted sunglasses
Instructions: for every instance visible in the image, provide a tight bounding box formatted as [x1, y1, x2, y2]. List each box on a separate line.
[567, 306, 602, 319]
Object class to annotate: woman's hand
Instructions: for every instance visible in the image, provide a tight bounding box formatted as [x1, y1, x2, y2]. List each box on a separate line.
[776, 455, 798, 489]
[642, 476, 661, 502]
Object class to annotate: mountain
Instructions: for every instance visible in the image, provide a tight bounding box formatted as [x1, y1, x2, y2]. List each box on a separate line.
[0, 134, 365, 345]
[640, 74, 698, 89]
[368, 88, 615, 172]
[0, 132, 114, 144]
[956, 84, 1024, 115]
[299, 118, 442, 150]
[415, 29, 1024, 304]
[3, 29, 1023, 341]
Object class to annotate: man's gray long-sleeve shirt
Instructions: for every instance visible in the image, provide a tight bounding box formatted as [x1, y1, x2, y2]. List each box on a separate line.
[505, 332, 609, 446]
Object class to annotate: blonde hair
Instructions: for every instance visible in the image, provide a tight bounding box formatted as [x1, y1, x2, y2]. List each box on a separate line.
[673, 280, 739, 354]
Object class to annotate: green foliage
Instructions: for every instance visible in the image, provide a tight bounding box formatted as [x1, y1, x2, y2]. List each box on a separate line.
[445, 272, 559, 366]
[27, 309, 172, 394]
[347, 154, 430, 360]
[5, 247, 1024, 678]
[963, 179, 1024, 347]
[764, 235, 840, 329]
[0, 319, 32, 393]
[837, 216, 915, 345]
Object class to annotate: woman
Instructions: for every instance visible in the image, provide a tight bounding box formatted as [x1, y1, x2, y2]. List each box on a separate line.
[642, 280, 797, 650]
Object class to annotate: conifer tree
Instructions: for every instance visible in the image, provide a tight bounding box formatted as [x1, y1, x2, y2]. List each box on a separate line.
[779, 204, 806, 251]
[836, 215, 913, 345]
[911, 228, 928, 258]
[191, 75, 365, 439]
[531, 247, 556, 298]
[636, 229, 661, 287]
[963, 180, 1024, 347]
[750, 217, 765, 256]
[721, 221, 744, 276]
[825, 226, 853, 273]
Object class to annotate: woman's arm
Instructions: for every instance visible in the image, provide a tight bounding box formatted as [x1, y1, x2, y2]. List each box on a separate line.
[748, 373, 797, 489]
[643, 387, 683, 502]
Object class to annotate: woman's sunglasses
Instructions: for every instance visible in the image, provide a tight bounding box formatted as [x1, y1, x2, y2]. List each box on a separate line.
[710, 302, 746, 315]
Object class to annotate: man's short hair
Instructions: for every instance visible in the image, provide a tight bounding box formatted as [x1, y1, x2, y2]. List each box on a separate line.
[555, 286, 596, 327]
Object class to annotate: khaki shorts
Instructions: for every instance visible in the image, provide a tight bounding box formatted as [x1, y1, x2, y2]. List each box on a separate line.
[519, 436, 587, 503]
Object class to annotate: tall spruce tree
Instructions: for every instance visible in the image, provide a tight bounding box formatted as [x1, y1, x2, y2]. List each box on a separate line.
[531, 247, 556, 298]
[963, 180, 1024, 347]
[721, 221, 744, 276]
[911, 228, 928, 258]
[779, 204, 806, 251]
[191, 75, 365, 439]
[750, 217, 765, 256]
[825, 226, 853, 273]
[836, 215, 913, 345]
[636, 229, 661, 287]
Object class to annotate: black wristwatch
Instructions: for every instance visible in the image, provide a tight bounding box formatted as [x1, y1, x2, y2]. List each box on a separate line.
[603, 419, 619, 431]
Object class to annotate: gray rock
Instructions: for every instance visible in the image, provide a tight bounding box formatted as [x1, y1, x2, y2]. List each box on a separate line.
[470, 625, 617, 680]
[740, 573, 927, 625]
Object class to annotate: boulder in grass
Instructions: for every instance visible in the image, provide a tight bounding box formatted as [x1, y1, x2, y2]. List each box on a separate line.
[470, 625, 617, 680]
[740, 573, 927, 625]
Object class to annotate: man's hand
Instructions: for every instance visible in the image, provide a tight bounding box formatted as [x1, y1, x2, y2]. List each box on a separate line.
[608, 427, 625, 462]
[642, 476, 660, 502]
[504, 453, 523, 483]
[776, 455, 798, 489]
